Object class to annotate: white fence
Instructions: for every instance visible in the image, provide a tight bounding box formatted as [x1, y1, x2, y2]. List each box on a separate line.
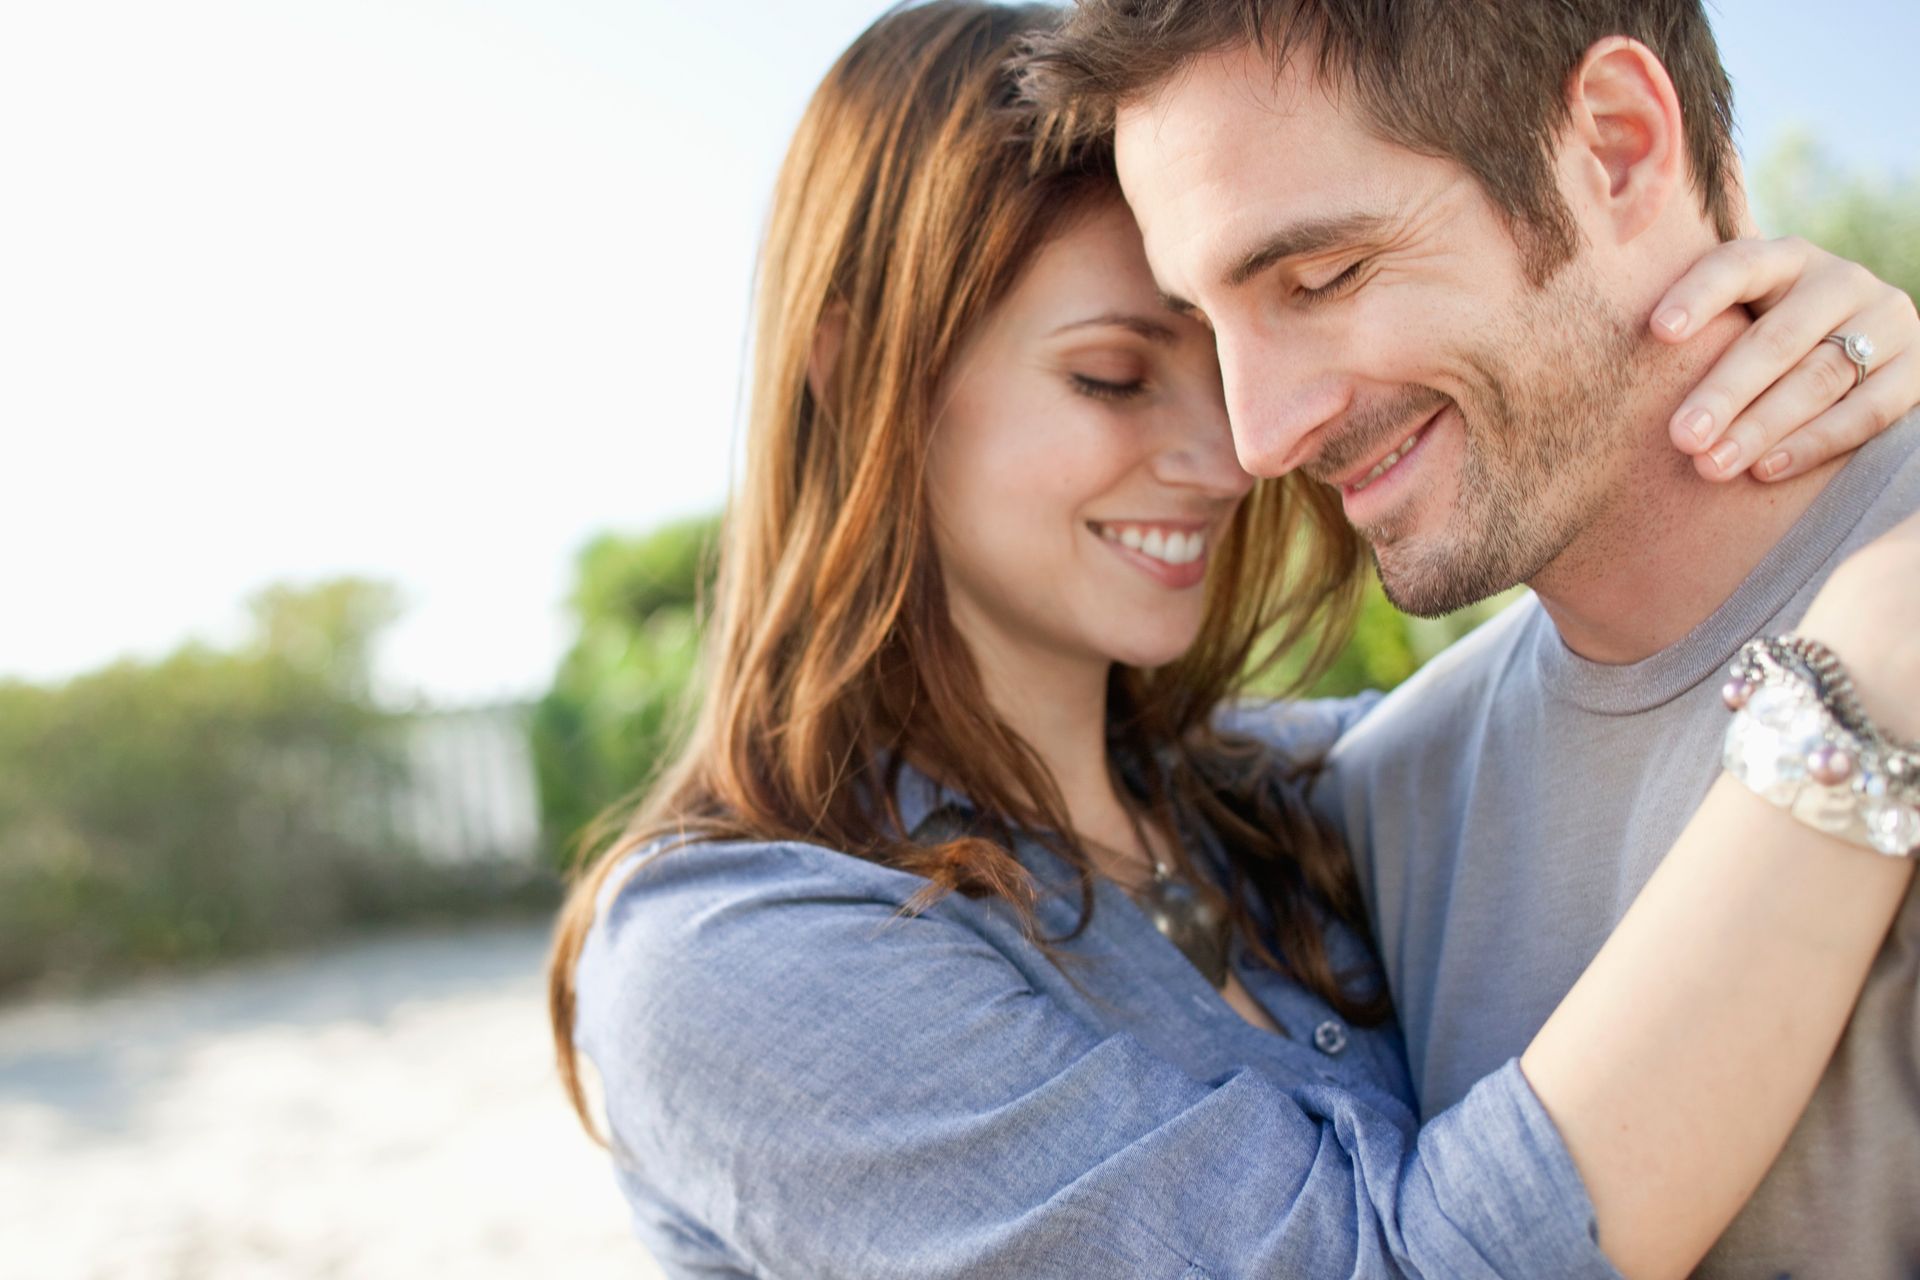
[388, 703, 544, 865]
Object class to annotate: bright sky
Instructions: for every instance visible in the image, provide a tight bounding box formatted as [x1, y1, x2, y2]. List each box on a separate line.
[4, 0, 1916, 706]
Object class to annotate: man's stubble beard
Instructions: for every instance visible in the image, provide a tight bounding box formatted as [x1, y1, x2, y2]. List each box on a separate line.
[1364, 264, 1646, 618]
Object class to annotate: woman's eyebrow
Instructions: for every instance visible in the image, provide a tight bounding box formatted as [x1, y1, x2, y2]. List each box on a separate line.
[1047, 312, 1180, 343]
[1157, 290, 1206, 323]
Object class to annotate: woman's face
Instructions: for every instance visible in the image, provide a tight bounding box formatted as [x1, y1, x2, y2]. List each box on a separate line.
[928, 198, 1254, 681]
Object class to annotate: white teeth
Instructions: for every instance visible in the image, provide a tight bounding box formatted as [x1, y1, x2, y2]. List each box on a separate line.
[1094, 523, 1207, 567]
[1350, 430, 1423, 493]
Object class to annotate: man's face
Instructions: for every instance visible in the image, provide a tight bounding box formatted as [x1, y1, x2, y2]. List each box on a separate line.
[1114, 44, 1646, 616]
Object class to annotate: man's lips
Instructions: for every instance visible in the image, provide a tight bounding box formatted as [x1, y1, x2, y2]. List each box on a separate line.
[1322, 402, 1449, 492]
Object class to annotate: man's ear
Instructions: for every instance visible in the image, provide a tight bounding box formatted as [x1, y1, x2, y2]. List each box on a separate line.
[807, 302, 850, 406]
[1728, 151, 1762, 237]
[1562, 36, 1686, 245]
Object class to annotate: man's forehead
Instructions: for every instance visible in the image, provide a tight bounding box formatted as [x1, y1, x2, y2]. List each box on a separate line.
[1114, 41, 1346, 156]
[1116, 45, 1385, 220]
[1114, 47, 1377, 289]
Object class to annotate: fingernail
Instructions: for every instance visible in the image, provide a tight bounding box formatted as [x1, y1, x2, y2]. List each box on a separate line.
[1709, 439, 1741, 472]
[1758, 450, 1791, 480]
[1654, 306, 1689, 336]
[1674, 406, 1713, 445]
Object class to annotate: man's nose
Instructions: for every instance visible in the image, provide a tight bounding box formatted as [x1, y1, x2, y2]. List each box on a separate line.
[1216, 323, 1351, 479]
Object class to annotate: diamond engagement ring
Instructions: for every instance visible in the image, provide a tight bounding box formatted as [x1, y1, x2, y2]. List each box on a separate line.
[1821, 331, 1876, 390]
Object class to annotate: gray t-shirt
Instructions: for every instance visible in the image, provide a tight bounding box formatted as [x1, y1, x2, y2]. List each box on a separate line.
[1324, 413, 1920, 1278]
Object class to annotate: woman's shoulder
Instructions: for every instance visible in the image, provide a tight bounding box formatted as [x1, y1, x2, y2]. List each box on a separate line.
[575, 827, 1036, 1008]
[574, 833, 954, 1070]
[570, 828, 1070, 1155]
[586, 832, 940, 958]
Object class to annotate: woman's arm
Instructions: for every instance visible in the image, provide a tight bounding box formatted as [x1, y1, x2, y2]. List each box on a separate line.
[1215, 690, 1383, 759]
[579, 838, 1618, 1279]
[1520, 513, 1920, 1279]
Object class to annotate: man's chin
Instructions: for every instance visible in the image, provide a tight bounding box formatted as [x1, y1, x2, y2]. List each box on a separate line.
[1372, 539, 1517, 620]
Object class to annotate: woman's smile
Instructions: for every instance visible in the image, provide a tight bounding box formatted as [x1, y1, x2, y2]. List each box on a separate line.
[1087, 518, 1213, 589]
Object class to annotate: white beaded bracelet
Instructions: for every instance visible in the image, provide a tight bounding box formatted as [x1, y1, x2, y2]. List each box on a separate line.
[1721, 634, 1920, 857]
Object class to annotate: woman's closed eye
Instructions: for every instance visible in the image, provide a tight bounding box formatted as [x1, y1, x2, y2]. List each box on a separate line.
[1071, 372, 1149, 402]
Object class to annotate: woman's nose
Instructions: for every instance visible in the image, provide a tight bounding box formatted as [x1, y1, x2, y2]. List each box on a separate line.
[1150, 399, 1257, 499]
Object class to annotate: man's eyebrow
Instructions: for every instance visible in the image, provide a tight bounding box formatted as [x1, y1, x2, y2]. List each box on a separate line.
[1048, 312, 1181, 342]
[1223, 211, 1397, 289]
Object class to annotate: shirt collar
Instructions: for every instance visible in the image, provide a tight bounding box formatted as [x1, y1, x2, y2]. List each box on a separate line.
[885, 755, 979, 842]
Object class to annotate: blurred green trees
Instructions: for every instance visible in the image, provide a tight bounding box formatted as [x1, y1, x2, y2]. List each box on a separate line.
[1292, 578, 1523, 698]
[530, 515, 719, 869]
[1755, 136, 1920, 303]
[0, 579, 480, 993]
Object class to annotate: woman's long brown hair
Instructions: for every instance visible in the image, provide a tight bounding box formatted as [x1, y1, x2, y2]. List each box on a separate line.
[548, 0, 1378, 1143]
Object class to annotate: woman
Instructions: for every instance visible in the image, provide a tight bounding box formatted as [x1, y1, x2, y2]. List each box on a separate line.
[549, 5, 1920, 1277]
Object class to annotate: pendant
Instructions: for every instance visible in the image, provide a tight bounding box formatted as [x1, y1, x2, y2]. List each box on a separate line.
[1139, 874, 1231, 988]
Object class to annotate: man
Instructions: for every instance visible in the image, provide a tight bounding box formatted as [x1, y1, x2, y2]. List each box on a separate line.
[1033, 3, 1920, 1275]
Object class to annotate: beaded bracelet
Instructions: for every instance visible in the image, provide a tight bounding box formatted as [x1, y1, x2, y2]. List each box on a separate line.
[1721, 634, 1920, 857]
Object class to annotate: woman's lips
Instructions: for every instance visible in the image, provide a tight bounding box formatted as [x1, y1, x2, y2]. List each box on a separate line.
[1088, 520, 1211, 589]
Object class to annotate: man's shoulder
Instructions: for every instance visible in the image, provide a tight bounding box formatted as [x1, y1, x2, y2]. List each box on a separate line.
[1331, 594, 1545, 771]
[1852, 409, 1920, 533]
[1767, 412, 1920, 625]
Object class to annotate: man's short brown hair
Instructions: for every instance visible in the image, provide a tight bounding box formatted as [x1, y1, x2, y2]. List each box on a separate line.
[1024, 0, 1742, 278]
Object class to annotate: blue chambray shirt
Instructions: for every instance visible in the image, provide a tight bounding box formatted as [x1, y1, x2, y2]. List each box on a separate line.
[572, 699, 1620, 1278]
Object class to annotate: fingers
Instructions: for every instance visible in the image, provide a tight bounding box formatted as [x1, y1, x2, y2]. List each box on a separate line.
[1665, 253, 1876, 458]
[1725, 348, 1917, 483]
[1689, 280, 1918, 481]
[1655, 233, 1920, 481]
[1688, 337, 1856, 480]
[1650, 236, 1810, 348]
[1688, 288, 1899, 477]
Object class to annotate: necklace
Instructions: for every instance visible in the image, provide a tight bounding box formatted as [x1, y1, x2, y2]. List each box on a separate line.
[1118, 804, 1232, 989]
[907, 796, 1233, 988]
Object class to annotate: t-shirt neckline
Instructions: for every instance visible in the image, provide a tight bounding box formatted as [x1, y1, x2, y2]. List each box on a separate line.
[1533, 421, 1918, 717]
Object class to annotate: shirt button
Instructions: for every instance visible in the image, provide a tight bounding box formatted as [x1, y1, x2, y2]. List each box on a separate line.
[1312, 1019, 1349, 1056]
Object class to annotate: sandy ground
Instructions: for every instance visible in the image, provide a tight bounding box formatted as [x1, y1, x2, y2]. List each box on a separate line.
[0, 921, 665, 1280]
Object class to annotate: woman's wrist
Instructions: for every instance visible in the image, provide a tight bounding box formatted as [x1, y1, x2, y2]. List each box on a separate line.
[1796, 550, 1920, 741]
[1721, 634, 1920, 857]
